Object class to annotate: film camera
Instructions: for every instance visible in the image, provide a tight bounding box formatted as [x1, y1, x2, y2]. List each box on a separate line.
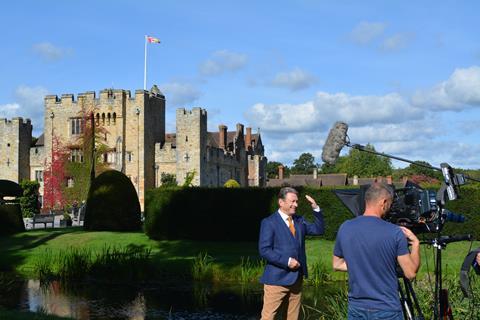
[335, 180, 465, 234]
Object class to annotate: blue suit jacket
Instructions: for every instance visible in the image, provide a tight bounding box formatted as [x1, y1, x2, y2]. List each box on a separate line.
[259, 210, 324, 286]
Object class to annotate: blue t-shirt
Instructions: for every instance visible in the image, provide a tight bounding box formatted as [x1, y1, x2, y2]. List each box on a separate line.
[334, 216, 409, 311]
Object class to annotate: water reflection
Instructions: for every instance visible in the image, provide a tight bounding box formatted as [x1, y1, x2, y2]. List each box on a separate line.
[0, 276, 340, 319]
[8, 279, 264, 319]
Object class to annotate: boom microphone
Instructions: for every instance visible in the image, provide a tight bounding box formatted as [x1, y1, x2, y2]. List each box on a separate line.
[321, 121, 348, 165]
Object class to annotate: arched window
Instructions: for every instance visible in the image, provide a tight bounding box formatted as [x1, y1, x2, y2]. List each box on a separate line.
[113, 112, 117, 124]
[96, 113, 100, 126]
[107, 113, 111, 125]
[102, 113, 105, 125]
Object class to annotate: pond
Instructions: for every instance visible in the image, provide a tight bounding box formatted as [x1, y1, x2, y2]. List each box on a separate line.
[0, 276, 341, 319]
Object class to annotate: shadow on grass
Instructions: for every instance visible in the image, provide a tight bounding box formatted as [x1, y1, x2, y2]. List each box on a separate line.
[0, 227, 84, 272]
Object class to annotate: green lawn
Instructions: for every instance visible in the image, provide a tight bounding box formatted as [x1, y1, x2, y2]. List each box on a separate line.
[0, 227, 478, 281]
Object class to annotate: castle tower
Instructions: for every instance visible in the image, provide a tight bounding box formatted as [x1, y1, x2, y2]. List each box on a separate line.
[175, 108, 207, 186]
[0, 117, 32, 182]
[43, 87, 165, 208]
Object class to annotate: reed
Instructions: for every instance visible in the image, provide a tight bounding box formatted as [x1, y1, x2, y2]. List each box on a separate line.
[191, 252, 213, 281]
[239, 256, 265, 283]
[31, 246, 152, 282]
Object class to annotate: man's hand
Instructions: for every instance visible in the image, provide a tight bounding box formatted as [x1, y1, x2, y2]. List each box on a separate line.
[397, 226, 420, 280]
[305, 195, 319, 210]
[399, 226, 419, 246]
[288, 258, 301, 270]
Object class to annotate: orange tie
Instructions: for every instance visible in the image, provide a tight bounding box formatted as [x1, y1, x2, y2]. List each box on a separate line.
[287, 216, 296, 237]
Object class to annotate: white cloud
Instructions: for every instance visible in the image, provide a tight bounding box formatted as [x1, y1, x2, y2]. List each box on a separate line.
[161, 82, 201, 107]
[381, 33, 414, 51]
[0, 85, 48, 135]
[269, 68, 316, 91]
[350, 21, 386, 45]
[32, 42, 72, 61]
[246, 91, 423, 133]
[412, 66, 480, 110]
[0, 103, 21, 118]
[199, 50, 247, 76]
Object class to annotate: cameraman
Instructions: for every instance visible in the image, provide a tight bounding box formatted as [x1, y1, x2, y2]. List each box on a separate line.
[333, 182, 420, 319]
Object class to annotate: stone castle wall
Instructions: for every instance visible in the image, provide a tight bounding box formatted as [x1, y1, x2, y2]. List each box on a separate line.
[175, 108, 207, 186]
[0, 117, 32, 182]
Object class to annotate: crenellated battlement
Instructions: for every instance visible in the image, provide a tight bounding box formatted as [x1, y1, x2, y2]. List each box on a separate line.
[0, 117, 32, 127]
[177, 107, 207, 117]
[44, 88, 163, 106]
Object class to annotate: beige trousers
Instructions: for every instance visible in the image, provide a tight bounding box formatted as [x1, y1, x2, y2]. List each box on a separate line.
[260, 276, 303, 320]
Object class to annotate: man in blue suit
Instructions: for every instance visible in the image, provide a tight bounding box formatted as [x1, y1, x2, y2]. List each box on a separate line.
[259, 187, 325, 320]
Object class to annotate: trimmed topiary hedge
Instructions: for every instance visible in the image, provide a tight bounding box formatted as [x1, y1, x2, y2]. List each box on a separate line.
[84, 170, 141, 231]
[0, 204, 25, 235]
[144, 186, 355, 241]
[145, 186, 480, 241]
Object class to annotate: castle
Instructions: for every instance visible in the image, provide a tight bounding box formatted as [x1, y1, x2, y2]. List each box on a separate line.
[0, 86, 267, 208]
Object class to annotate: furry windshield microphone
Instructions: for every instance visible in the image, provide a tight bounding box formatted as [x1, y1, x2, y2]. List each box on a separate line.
[321, 121, 348, 165]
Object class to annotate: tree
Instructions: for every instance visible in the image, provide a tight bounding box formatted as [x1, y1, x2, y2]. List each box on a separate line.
[393, 160, 442, 182]
[19, 180, 40, 218]
[265, 161, 290, 178]
[43, 135, 69, 210]
[291, 153, 317, 174]
[337, 144, 393, 177]
[182, 170, 196, 187]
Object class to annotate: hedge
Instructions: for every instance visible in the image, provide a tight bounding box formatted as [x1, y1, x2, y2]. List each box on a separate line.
[144, 186, 354, 241]
[0, 204, 25, 235]
[84, 170, 141, 231]
[145, 185, 480, 241]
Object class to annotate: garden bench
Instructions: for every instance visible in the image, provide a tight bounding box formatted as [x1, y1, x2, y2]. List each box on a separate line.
[33, 214, 54, 229]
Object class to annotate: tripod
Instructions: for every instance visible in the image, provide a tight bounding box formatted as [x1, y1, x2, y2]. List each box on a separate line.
[421, 234, 472, 320]
[398, 274, 424, 320]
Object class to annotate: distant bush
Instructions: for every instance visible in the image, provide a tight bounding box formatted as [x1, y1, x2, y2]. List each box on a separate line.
[19, 180, 40, 218]
[160, 173, 177, 187]
[84, 170, 141, 231]
[224, 179, 240, 188]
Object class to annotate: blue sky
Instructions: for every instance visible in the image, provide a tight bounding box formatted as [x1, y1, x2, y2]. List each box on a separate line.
[1, 0, 480, 169]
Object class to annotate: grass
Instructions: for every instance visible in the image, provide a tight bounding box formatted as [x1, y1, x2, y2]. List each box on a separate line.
[0, 227, 478, 283]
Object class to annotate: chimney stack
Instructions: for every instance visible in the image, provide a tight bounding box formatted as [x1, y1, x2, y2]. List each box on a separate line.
[278, 165, 284, 180]
[219, 125, 227, 149]
[246, 127, 252, 151]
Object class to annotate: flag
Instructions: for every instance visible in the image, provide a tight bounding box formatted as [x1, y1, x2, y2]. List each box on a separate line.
[146, 36, 160, 44]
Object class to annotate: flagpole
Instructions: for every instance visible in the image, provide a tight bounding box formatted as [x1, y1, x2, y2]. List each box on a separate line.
[144, 35, 147, 91]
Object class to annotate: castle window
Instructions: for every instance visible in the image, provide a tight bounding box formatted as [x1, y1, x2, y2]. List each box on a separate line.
[113, 112, 117, 124]
[102, 113, 105, 125]
[106, 152, 116, 164]
[185, 135, 188, 142]
[70, 149, 84, 163]
[127, 152, 133, 162]
[107, 113, 111, 125]
[96, 113, 100, 126]
[35, 170, 44, 182]
[7, 143, 10, 147]
[71, 118, 84, 135]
